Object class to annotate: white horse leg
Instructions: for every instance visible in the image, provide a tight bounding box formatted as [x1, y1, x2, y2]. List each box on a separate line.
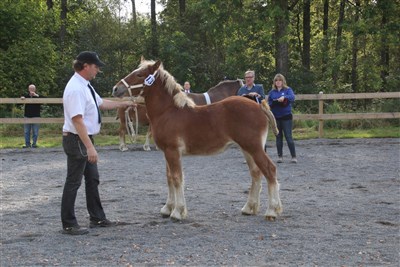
[160, 164, 175, 216]
[265, 181, 282, 220]
[143, 128, 151, 151]
[162, 150, 187, 220]
[119, 130, 128, 151]
[241, 151, 262, 215]
[252, 149, 283, 220]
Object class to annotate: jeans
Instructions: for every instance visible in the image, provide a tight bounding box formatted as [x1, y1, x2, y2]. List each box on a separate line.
[61, 134, 106, 228]
[276, 118, 296, 158]
[24, 122, 39, 146]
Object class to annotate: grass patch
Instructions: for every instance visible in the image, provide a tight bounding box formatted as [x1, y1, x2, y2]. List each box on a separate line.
[1, 124, 398, 149]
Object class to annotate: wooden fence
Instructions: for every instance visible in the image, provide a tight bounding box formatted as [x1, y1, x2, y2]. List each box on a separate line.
[1, 92, 399, 137]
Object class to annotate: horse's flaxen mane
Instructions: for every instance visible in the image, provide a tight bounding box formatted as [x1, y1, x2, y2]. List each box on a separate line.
[139, 60, 195, 109]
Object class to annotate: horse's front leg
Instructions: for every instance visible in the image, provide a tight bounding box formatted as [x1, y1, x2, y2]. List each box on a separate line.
[119, 124, 128, 152]
[160, 163, 175, 217]
[161, 149, 187, 220]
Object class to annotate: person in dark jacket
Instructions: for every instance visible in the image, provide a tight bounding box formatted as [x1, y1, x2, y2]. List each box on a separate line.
[237, 70, 265, 103]
[268, 74, 297, 163]
[21, 84, 42, 148]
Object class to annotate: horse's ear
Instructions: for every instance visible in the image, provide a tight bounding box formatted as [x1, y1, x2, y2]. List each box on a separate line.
[154, 60, 162, 70]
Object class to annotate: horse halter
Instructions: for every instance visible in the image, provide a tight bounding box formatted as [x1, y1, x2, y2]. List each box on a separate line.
[119, 69, 159, 98]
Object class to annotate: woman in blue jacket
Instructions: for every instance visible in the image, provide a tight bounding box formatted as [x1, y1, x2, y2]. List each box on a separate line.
[268, 74, 297, 163]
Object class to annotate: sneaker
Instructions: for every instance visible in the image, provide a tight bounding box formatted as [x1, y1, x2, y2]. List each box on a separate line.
[22, 145, 31, 148]
[277, 157, 283, 163]
[32, 144, 38, 148]
[62, 225, 89, 235]
[291, 157, 297, 163]
[89, 218, 117, 228]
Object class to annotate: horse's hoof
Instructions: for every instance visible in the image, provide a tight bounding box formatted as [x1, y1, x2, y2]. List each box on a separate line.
[170, 211, 182, 221]
[143, 145, 151, 151]
[120, 146, 129, 152]
[265, 216, 276, 221]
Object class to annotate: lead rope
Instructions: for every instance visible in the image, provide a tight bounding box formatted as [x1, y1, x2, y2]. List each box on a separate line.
[125, 104, 139, 144]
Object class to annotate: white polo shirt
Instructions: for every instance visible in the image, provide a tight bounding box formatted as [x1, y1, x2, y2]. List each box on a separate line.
[62, 72, 103, 135]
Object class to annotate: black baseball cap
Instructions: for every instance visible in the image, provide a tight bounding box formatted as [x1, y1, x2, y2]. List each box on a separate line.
[76, 51, 105, 67]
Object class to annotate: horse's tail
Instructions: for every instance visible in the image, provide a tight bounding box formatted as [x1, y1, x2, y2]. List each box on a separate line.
[261, 100, 279, 136]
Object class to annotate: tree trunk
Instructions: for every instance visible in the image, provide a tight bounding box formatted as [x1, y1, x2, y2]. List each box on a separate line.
[46, 0, 53, 10]
[351, 0, 360, 95]
[333, 0, 345, 87]
[379, 0, 389, 89]
[179, 0, 186, 17]
[150, 0, 158, 58]
[60, 0, 67, 55]
[131, 0, 137, 27]
[322, 0, 329, 74]
[274, 0, 289, 76]
[302, 0, 310, 71]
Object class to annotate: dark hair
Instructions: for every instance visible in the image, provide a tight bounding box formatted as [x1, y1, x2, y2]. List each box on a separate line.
[73, 60, 85, 72]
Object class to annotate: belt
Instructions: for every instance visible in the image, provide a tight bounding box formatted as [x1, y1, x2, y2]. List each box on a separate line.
[63, 132, 77, 136]
[63, 132, 93, 138]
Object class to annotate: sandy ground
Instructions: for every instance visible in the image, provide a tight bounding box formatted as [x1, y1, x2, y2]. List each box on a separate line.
[0, 138, 399, 266]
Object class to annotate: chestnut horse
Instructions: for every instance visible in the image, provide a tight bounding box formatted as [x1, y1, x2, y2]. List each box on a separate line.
[112, 59, 282, 221]
[117, 79, 243, 151]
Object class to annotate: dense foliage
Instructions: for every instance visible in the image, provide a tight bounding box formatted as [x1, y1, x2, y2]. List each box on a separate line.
[0, 0, 399, 113]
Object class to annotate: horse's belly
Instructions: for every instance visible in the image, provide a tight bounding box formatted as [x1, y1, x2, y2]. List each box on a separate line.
[182, 138, 233, 156]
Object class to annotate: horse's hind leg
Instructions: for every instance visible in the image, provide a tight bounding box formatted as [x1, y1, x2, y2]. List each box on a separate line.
[241, 151, 262, 215]
[160, 149, 187, 220]
[252, 150, 283, 220]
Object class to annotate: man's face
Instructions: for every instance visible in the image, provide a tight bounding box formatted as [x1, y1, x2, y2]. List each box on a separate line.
[85, 64, 100, 80]
[184, 82, 190, 90]
[245, 74, 254, 86]
[29, 86, 36, 93]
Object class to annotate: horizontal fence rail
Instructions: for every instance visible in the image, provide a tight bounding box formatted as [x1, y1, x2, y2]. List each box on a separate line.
[1, 92, 399, 137]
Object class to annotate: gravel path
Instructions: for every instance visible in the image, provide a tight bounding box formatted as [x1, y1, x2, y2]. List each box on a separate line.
[1, 138, 399, 266]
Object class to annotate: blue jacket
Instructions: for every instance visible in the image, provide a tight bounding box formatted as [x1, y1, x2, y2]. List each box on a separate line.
[237, 84, 265, 103]
[267, 87, 295, 119]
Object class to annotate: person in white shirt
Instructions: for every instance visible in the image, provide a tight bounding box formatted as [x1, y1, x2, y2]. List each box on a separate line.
[183, 81, 191, 93]
[61, 51, 136, 235]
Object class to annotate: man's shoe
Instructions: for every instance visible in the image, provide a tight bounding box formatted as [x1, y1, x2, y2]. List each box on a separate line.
[62, 225, 89, 235]
[291, 157, 298, 163]
[277, 157, 283, 163]
[32, 144, 38, 148]
[22, 145, 31, 148]
[90, 219, 117, 228]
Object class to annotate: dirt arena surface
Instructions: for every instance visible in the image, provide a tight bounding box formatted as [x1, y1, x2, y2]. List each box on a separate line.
[1, 138, 399, 266]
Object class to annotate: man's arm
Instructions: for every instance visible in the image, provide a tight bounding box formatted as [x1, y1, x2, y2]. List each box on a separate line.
[99, 99, 136, 111]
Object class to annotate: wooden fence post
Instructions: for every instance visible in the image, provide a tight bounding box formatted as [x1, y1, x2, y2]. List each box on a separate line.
[318, 91, 324, 138]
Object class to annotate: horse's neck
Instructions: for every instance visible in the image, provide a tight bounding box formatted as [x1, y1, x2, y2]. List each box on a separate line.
[208, 81, 241, 101]
[144, 84, 175, 120]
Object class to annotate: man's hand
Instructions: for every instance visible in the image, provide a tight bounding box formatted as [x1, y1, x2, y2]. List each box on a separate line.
[87, 147, 98, 164]
[248, 92, 260, 98]
[122, 101, 137, 108]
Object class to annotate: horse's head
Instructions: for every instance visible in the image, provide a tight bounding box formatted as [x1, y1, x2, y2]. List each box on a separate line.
[112, 58, 162, 98]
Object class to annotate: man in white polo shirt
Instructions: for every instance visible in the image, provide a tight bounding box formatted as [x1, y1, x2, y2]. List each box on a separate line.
[61, 51, 136, 235]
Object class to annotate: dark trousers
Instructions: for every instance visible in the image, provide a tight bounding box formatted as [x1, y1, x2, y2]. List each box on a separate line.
[61, 134, 106, 228]
[276, 118, 296, 158]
